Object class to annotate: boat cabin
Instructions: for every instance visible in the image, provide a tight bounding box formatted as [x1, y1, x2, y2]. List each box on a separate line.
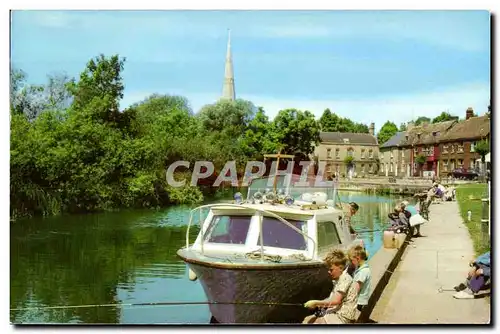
[186, 175, 355, 262]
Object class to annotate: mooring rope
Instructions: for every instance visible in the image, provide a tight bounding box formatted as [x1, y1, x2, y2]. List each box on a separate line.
[10, 300, 304, 312]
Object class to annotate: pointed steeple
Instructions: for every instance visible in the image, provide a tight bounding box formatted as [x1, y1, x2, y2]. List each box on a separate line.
[222, 29, 235, 101]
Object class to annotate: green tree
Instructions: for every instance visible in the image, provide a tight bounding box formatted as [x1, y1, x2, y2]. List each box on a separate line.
[399, 123, 407, 131]
[198, 98, 256, 140]
[344, 155, 354, 166]
[432, 111, 459, 124]
[319, 108, 368, 133]
[45, 72, 74, 111]
[269, 108, 320, 155]
[377, 121, 398, 145]
[414, 116, 431, 126]
[475, 140, 490, 178]
[10, 67, 46, 120]
[415, 154, 427, 177]
[239, 107, 276, 160]
[67, 54, 126, 126]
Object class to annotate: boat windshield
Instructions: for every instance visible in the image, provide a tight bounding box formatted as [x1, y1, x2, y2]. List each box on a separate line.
[246, 174, 338, 206]
[204, 213, 309, 250]
[205, 215, 253, 245]
[260, 216, 307, 250]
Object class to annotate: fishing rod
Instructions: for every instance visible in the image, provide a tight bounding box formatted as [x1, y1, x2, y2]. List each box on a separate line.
[10, 300, 304, 312]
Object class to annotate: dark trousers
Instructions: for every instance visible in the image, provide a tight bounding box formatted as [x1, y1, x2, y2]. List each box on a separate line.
[469, 276, 486, 293]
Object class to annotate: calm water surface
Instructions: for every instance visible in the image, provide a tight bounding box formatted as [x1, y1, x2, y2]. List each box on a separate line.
[10, 192, 401, 324]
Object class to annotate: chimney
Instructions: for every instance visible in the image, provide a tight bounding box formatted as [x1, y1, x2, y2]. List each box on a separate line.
[466, 107, 474, 120]
[407, 121, 414, 132]
[369, 122, 375, 135]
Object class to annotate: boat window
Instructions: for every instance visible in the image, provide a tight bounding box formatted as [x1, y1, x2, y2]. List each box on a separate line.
[317, 221, 341, 253]
[259, 217, 307, 250]
[206, 215, 252, 245]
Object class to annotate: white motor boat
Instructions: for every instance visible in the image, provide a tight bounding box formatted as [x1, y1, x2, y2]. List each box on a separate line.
[177, 173, 363, 324]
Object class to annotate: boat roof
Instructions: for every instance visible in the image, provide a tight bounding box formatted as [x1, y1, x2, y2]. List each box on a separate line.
[209, 202, 344, 219]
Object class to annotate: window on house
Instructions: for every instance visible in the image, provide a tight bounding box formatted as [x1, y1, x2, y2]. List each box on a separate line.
[470, 142, 476, 152]
[335, 148, 340, 158]
[381, 164, 384, 172]
[458, 159, 464, 168]
[451, 145, 455, 153]
[427, 146, 433, 157]
[327, 148, 332, 159]
[469, 160, 474, 169]
[443, 160, 448, 172]
[369, 150, 373, 158]
[361, 149, 365, 159]
[361, 164, 365, 171]
[443, 145, 448, 153]
[450, 160, 455, 170]
[414, 147, 418, 155]
[458, 143, 464, 153]
[347, 149, 354, 157]
[369, 164, 373, 172]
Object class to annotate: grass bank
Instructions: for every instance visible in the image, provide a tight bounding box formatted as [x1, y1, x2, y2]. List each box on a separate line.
[456, 183, 490, 255]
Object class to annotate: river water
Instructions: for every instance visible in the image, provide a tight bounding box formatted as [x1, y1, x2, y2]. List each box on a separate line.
[10, 192, 401, 324]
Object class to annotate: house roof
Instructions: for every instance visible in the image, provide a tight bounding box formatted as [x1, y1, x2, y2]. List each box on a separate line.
[400, 120, 457, 146]
[439, 115, 490, 142]
[319, 132, 378, 146]
[380, 131, 407, 148]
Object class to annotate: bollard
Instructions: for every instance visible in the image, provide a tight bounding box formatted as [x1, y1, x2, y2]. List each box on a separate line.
[481, 198, 490, 241]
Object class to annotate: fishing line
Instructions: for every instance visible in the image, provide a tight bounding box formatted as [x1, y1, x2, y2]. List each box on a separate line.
[10, 300, 304, 312]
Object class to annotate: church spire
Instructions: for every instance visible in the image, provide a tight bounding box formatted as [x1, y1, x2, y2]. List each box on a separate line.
[222, 29, 235, 101]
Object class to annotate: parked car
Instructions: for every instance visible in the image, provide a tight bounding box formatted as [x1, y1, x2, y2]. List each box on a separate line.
[448, 168, 479, 180]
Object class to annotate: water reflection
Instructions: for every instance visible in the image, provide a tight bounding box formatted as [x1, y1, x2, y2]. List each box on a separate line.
[10, 192, 400, 324]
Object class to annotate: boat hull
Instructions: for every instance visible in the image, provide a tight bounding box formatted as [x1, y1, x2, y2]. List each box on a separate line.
[186, 260, 332, 324]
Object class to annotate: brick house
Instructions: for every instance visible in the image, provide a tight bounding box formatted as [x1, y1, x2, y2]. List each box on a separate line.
[378, 132, 408, 177]
[314, 124, 379, 178]
[437, 108, 490, 177]
[399, 120, 457, 177]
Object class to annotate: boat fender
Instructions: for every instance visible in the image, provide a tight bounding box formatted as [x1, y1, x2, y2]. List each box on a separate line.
[189, 268, 198, 281]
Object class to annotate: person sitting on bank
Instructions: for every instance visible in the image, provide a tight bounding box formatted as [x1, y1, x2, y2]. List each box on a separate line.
[401, 200, 423, 237]
[433, 182, 444, 202]
[303, 249, 358, 324]
[444, 186, 455, 202]
[348, 245, 372, 313]
[454, 251, 491, 299]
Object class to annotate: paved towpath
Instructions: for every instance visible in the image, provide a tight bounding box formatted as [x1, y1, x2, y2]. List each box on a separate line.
[370, 200, 490, 324]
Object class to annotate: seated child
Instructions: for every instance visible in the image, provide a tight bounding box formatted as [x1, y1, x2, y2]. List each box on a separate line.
[303, 249, 358, 324]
